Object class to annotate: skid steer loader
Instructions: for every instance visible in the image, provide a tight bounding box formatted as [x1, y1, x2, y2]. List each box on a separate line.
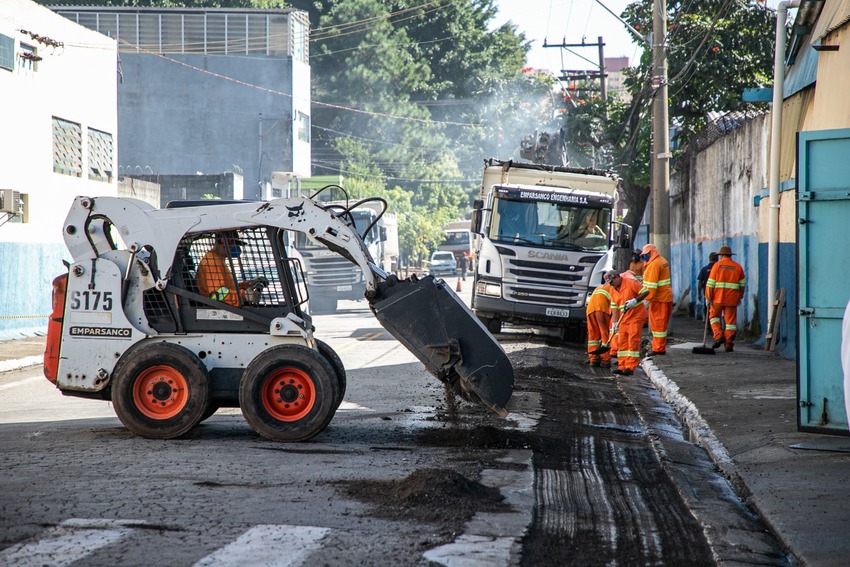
[43, 195, 514, 441]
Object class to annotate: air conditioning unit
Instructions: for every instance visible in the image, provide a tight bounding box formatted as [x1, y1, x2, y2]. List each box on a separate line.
[0, 190, 21, 214]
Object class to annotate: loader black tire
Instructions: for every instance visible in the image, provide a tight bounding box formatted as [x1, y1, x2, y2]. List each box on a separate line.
[239, 345, 339, 442]
[111, 342, 211, 439]
[316, 339, 346, 410]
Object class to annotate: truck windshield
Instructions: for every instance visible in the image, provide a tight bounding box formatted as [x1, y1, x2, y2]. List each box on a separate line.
[490, 197, 611, 251]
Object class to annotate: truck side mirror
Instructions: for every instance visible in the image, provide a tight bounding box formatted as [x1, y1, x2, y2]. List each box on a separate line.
[471, 200, 484, 233]
[615, 223, 632, 249]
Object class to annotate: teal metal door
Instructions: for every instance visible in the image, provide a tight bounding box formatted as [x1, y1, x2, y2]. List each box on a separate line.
[798, 128, 850, 434]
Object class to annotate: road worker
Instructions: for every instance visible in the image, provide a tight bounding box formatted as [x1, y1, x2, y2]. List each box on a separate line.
[586, 270, 618, 367]
[696, 251, 719, 320]
[705, 245, 746, 352]
[627, 243, 673, 356]
[628, 250, 645, 281]
[196, 232, 266, 307]
[610, 271, 647, 376]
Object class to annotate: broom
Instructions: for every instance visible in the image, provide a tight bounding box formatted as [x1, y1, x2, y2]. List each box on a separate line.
[692, 301, 716, 355]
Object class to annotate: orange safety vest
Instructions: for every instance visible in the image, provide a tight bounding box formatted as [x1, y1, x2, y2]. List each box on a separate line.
[617, 278, 647, 325]
[196, 249, 240, 306]
[706, 257, 746, 306]
[641, 254, 673, 303]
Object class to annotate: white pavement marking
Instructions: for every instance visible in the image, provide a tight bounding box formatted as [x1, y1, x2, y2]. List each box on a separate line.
[0, 518, 142, 567]
[192, 524, 330, 567]
[423, 534, 516, 566]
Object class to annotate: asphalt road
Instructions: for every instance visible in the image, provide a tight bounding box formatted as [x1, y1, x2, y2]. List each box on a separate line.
[0, 296, 788, 566]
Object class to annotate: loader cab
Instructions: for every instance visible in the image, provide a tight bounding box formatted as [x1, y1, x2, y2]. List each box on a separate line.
[143, 226, 310, 334]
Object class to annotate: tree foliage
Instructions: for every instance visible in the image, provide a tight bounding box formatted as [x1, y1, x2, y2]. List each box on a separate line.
[301, 0, 540, 263]
[557, 0, 775, 248]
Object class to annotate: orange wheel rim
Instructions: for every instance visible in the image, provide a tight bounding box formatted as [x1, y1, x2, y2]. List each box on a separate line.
[260, 367, 316, 422]
[132, 365, 189, 420]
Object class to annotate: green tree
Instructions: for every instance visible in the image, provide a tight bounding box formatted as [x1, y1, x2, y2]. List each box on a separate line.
[559, 0, 775, 247]
[305, 0, 535, 261]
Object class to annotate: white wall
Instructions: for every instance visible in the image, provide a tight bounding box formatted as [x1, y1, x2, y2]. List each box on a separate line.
[0, 0, 117, 338]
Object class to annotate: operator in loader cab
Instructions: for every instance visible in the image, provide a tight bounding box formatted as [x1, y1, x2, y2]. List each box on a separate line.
[196, 231, 266, 307]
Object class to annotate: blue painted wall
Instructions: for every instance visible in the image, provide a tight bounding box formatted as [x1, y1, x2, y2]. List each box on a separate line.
[0, 242, 69, 341]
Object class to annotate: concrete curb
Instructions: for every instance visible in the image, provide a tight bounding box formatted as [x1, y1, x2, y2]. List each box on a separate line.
[0, 356, 42, 374]
[639, 356, 801, 565]
[640, 356, 737, 478]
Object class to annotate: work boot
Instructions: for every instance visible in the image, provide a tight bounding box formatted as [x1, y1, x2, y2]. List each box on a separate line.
[621, 369, 633, 376]
[590, 360, 601, 367]
[612, 368, 624, 375]
[725, 346, 734, 352]
[649, 350, 666, 356]
[712, 339, 724, 349]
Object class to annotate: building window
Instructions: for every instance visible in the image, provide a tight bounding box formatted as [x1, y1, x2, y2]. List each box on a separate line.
[53, 117, 83, 178]
[0, 33, 14, 71]
[296, 111, 310, 143]
[19, 43, 38, 72]
[88, 129, 114, 182]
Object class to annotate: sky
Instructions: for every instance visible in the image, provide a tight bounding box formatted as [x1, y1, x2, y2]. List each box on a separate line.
[493, 0, 786, 74]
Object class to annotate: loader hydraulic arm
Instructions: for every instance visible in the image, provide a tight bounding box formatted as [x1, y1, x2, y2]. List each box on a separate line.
[63, 196, 380, 296]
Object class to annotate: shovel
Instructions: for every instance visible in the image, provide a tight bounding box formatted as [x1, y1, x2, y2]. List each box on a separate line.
[692, 301, 716, 355]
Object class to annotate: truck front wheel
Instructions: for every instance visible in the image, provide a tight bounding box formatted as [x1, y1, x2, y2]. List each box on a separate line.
[239, 345, 339, 442]
[485, 318, 502, 334]
[111, 342, 211, 439]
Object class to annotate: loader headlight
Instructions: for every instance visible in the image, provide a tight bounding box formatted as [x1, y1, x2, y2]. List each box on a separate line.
[476, 281, 501, 297]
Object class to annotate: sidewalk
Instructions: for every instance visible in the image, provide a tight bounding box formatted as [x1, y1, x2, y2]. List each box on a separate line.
[642, 314, 850, 566]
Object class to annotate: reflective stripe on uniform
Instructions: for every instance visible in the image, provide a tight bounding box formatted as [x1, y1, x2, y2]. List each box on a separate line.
[211, 286, 230, 301]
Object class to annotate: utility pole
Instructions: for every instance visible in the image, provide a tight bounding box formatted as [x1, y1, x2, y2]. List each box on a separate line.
[650, 0, 670, 259]
[544, 37, 608, 102]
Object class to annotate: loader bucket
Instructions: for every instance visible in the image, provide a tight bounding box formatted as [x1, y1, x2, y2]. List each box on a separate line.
[368, 275, 514, 416]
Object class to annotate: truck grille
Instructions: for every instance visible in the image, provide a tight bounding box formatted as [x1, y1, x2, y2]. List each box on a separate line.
[305, 255, 360, 286]
[502, 254, 599, 308]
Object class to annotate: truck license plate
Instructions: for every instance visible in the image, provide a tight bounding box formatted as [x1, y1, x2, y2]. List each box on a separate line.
[336, 285, 352, 292]
[546, 307, 570, 318]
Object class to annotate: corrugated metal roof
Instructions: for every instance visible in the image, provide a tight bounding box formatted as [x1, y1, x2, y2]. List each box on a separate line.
[811, 0, 850, 41]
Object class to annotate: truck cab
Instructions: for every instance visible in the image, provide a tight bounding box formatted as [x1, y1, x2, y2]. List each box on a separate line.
[470, 160, 627, 340]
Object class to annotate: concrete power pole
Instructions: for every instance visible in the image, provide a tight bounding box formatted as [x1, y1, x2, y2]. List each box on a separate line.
[650, 0, 670, 258]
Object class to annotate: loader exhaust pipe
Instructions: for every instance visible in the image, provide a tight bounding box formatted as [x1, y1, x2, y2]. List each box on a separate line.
[368, 273, 514, 416]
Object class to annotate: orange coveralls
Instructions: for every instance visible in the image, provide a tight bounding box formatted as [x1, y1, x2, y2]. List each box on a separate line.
[616, 278, 647, 372]
[706, 257, 746, 349]
[196, 248, 244, 307]
[641, 252, 673, 354]
[608, 285, 621, 359]
[586, 283, 616, 365]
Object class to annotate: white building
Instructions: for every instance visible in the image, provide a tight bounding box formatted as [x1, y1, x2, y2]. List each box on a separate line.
[0, 0, 117, 339]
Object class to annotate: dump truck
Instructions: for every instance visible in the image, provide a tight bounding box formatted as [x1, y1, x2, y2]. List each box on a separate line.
[43, 195, 514, 441]
[470, 159, 630, 340]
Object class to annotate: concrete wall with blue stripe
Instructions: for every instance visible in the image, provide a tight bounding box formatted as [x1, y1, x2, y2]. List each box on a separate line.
[0, 242, 69, 341]
[669, 112, 796, 358]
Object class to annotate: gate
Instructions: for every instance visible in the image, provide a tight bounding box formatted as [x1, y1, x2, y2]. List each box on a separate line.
[797, 128, 850, 434]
